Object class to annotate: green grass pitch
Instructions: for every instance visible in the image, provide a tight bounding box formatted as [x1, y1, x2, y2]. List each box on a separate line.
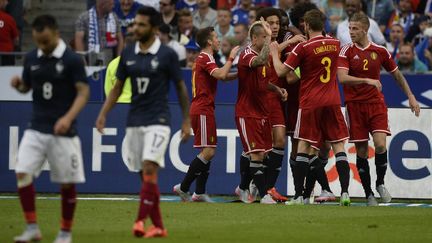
[1, 197, 432, 242]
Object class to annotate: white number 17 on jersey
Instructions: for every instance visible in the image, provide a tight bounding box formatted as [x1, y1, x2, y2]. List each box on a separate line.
[136, 77, 150, 94]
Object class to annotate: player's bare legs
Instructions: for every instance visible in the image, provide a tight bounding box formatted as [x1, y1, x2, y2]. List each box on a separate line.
[134, 161, 167, 238]
[175, 147, 215, 202]
[331, 142, 351, 206]
[373, 132, 392, 202]
[15, 173, 42, 243]
[265, 126, 287, 201]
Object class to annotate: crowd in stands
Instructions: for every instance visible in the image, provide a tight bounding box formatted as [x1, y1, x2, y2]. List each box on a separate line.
[1, 0, 432, 72]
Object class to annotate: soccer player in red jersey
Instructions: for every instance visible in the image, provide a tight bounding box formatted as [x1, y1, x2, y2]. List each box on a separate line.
[173, 27, 239, 202]
[337, 12, 420, 206]
[271, 9, 351, 206]
[235, 18, 287, 204]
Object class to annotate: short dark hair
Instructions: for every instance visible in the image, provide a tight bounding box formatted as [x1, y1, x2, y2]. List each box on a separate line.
[32, 14, 58, 32]
[289, 2, 318, 28]
[303, 9, 326, 32]
[196, 27, 214, 48]
[137, 6, 162, 27]
[256, 7, 281, 22]
[249, 22, 264, 39]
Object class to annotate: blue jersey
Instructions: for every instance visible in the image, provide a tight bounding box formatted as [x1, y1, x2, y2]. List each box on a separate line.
[116, 38, 183, 127]
[22, 40, 88, 136]
[113, 0, 143, 36]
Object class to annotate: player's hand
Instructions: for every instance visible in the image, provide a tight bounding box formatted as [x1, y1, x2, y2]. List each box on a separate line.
[54, 116, 72, 135]
[180, 119, 191, 142]
[260, 17, 272, 36]
[229, 45, 240, 59]
[366, 78, 382, 91]
[288, 34, 307, 45]
[278, 88, 288, 101]
[11, 75, 23, 90]
[269, 41, 279, 56]
[408, 94, 420, 117]
[95, 114, 106, 134]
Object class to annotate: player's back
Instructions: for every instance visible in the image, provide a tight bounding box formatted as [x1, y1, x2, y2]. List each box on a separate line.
[236, 46, 269, 118]
[339, 42, 398, 103]
[190, 52, 219, 115]
[287, 35, 341, 109]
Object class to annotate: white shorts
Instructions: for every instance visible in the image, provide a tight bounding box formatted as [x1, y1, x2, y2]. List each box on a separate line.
[15, 129, 85, 184]
[121, 125, 171, 171]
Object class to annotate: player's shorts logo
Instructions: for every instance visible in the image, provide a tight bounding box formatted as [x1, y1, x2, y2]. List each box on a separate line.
[370, 52, 377, 60]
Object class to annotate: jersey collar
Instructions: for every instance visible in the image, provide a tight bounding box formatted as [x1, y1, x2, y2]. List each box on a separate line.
[134, 38, 161, 55]
[37, 39, 66, 58]
[354, 41, 371, 51]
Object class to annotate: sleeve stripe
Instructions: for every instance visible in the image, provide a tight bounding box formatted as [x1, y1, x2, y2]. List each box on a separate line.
[337, 67, 349, 70]
[249, 56, 257, 67]
[389, 66, 398, 73]
[209, 68, 218, 75]
[284, 63, 295, 70]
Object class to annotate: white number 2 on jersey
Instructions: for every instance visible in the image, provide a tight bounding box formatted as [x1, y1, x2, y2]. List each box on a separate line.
[136, 77, 150, 94]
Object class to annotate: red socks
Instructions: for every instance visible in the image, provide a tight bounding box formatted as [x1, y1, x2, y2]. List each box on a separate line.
[136, 175, 163, 229]
[18, 183, 36, 224]
[61, 185, 77, 231]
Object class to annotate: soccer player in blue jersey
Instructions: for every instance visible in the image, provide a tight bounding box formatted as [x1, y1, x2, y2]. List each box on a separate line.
[95, 6, 191, 238]
[11, 15, 90, 243]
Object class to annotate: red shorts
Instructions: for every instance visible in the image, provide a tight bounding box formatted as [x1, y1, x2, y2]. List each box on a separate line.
[191, 114, 217, 148]
[294, 105, 349, 144]
[345, 102, 391, 142]
[285, 101, 299, 136]
[235, 116, 272, 154]
[268, 98, 286, 128]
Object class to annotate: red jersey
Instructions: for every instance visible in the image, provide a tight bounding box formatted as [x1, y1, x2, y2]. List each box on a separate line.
[265, 56, 285, 114]
[338, 42, 398, 103]
[0, 11, 19, 52]
[236, 46, 269, 118]
[190, 52, 219, 115]
[284, 35, 341, 109]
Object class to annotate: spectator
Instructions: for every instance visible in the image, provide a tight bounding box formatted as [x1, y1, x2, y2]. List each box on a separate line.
[185, 38, 200, 68]
[320, 0, 346, 34]
[217, 36, 238, 65]
[416, 27, 432, 69]
[234, 23, 249, 49]
[254, 0, 273, 7]
[193, 0, 217, 29]
[0, 0, 19, 65]
[416, 0, 432, 17]
[176, 0, 197, 12]
[159, 24, 187, 67]
[386, 0, 421, 42]
[215, 8, 234, 41]
[176, 8, 198, 45]
[397, 43, 429, 73]
[160, 0, 179, 30]
[104, 23, 135, 103]
[277, 0, 296, 18]
[232, 0, 252, 25]
[248, 6, 263, 26]
[336, 0, 386, 46]
[386, 24, 405, 58]
[366, 0, 394, 33]
[5, 0, 22, 50]
[412, 15, 431, 46]
[136, 0, 159, 10]
[217, 0, 237, 10]
[113, 0, 143, 37]
[75, 0, 124, 65]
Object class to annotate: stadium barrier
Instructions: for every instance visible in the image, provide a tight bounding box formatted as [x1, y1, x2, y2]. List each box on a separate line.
[0, 67, 431, 198]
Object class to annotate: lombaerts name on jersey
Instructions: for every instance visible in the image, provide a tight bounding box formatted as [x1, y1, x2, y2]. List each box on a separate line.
[313, 44, 338, 55]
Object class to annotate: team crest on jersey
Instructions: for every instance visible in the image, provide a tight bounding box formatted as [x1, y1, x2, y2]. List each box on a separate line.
[151, 57, 159, 71]
[251, 142, 255, 149]
[210, 136, 215, 143]
[370, 52, 378, 60]
[55, 60, 64, 74]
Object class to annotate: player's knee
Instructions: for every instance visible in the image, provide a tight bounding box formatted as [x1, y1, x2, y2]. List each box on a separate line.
[374, 145, 386, 154]
[61, 184, 74, 190]
[201, 148, 216, 161]
[142, 161, 159, 175]
[273, 136, 286, 147]
[16, 173, 33, 188]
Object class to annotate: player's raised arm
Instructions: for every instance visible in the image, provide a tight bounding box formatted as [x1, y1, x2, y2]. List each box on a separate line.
[250, 18, 272, 68]
[270, 41, 289, 77]
[212, 46, 240, 81]
[174, 80, 191, 141]
[391, 69, 420, 117]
